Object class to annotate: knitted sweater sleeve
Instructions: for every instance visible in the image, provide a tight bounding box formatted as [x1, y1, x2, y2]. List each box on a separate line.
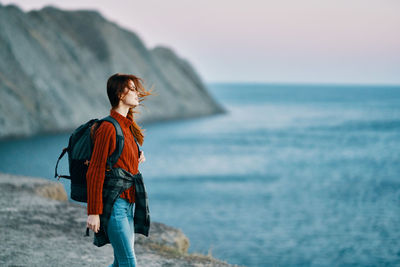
[86, 122, 116, 215]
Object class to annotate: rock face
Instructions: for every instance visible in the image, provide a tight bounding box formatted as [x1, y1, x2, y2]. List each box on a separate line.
[0, 172, 240, 267]
[0, 3, 225, 139]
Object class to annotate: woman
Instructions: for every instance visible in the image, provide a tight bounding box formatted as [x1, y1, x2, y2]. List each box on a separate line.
[86, 73, 153, 267]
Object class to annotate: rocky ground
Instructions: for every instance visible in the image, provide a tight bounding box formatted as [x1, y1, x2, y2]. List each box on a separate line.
[0, 172, 242, 267]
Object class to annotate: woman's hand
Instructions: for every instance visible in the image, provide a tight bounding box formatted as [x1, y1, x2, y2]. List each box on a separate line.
[87, 214, 100, 233]
[139, 150, 146, 164]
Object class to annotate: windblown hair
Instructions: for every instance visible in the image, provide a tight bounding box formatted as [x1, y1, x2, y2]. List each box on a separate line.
[106, 73, 154, 146]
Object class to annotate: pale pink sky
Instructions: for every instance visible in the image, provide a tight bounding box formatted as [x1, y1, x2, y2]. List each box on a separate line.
[2, 0, 400, 84]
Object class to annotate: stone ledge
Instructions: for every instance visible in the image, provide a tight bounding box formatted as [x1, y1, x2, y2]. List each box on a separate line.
[0, 172, 241, 267]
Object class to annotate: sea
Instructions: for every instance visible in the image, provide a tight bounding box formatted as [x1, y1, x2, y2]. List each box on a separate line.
[1, 83, 400, 266]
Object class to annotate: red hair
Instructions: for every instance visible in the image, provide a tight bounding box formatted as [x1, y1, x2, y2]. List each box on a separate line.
[106, 73, 155, 146]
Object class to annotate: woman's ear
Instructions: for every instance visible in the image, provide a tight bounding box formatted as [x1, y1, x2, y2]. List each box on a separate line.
[119, 88, 128, 102]
[118, 92, 125, 103]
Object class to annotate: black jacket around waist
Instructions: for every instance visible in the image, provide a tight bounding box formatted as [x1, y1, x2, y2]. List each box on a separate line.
[92, 168, 150, 247]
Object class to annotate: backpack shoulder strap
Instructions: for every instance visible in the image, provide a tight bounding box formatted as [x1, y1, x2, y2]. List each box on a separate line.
[129, 127, 142, 158]
[100, 116, 124, 170]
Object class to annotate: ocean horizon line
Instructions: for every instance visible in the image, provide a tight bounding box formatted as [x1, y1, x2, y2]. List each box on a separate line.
[206, 81, 400, 87]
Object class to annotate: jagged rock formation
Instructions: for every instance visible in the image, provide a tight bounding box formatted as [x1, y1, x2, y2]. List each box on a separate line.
[0, 172, 240, 266]
[0, 3, 225, 139]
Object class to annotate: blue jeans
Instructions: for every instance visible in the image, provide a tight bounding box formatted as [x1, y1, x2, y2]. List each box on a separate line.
[107, 197, 136, 267]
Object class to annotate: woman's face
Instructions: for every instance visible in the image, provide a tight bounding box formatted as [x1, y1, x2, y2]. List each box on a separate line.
[120, 80, 139, 107]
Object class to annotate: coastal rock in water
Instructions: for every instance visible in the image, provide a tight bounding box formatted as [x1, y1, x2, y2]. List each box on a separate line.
[0, 172, 239, 267]
[136, 221, 190, 254]
[0, 3, 225, 140]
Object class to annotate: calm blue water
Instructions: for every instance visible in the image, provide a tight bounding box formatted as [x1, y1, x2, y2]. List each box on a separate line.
[1, 83, 400, 266]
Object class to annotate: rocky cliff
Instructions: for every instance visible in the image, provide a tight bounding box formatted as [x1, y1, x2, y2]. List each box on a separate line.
[0, 3, 225, 139]
[0, 172, 240, 266]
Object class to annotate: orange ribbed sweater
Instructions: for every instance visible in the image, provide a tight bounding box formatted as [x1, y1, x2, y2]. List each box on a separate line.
[86, 109, 139, 215]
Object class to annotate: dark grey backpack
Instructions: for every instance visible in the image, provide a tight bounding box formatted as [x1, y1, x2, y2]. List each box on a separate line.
[54, 115, 140, 203]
